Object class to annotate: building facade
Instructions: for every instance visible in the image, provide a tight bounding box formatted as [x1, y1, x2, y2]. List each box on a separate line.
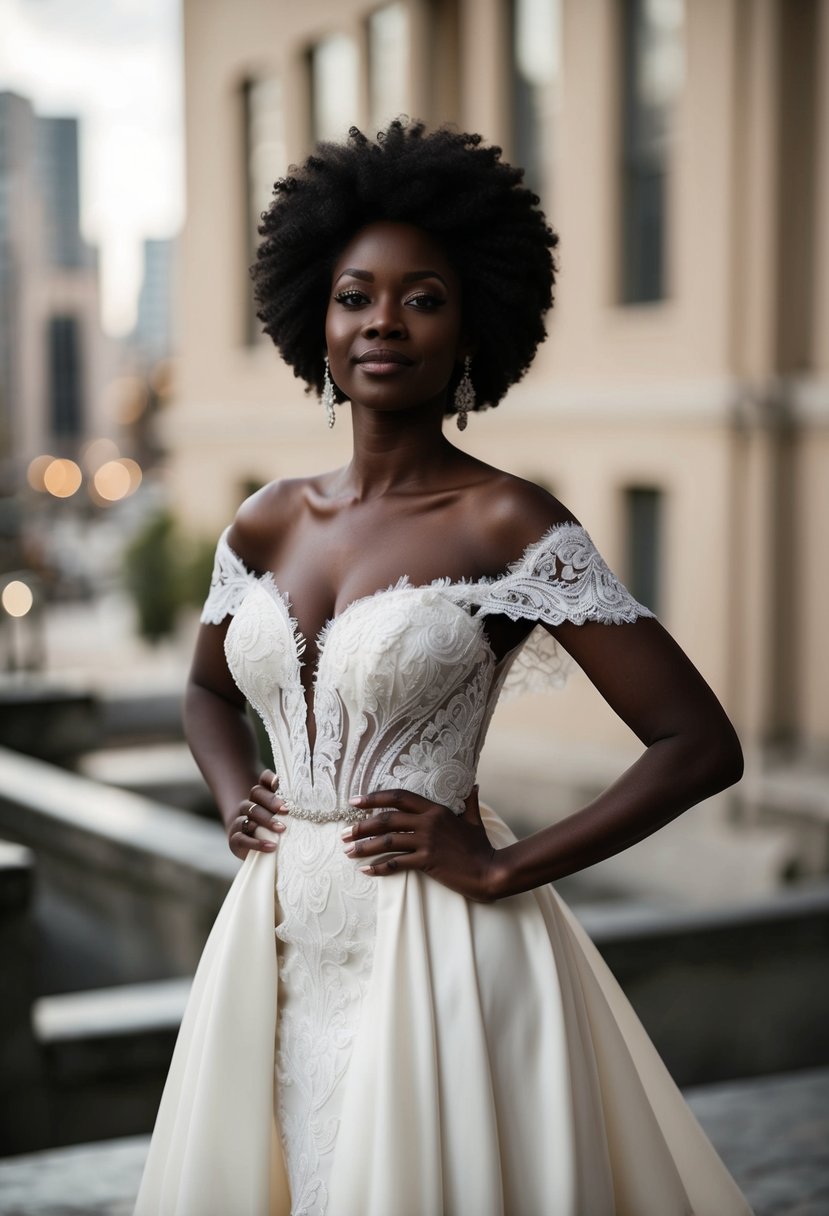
[166, 0, 829, 848]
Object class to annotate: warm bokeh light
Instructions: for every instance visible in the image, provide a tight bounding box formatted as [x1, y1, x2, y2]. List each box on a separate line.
[93, 459, 132, 501]
[81, 436, 120, 473]
[2, 580, 33, 618]
[43, 458, 83, 498]
[27, 454, 55, 492]
[119, 457, 143, 493]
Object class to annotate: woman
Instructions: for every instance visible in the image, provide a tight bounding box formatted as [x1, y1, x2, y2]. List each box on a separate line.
[136, 121, 752, 1215]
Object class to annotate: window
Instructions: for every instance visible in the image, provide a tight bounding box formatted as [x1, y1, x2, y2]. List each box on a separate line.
[624, 486, 663, 613]
[242, 74, 285, 344]
[619, 0, 684, 303]
[310, 34, 360, 144]
[48, 315, 84, 439]
[510, 0, 562, 202]
[368, 4, 410, 134]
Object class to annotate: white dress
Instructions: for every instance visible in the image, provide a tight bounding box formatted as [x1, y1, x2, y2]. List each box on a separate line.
[134, 523, 753, 1216]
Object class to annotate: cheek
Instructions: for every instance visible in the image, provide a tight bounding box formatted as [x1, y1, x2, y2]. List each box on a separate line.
[324, 314, 354, 373]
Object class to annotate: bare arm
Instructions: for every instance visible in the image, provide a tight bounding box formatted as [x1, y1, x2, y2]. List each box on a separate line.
[184, 619, 281, 855]
[485, 615, 743, 897]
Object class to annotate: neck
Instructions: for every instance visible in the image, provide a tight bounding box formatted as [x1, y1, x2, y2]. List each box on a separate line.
[338, 398, 458, 499]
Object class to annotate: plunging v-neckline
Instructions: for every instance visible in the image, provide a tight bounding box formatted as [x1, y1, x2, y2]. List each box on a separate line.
[253, 574, 496, 755]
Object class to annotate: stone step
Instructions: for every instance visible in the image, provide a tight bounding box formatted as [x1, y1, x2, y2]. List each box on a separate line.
[76, 743, 209, 813]
[0, 1070, 827, 1215]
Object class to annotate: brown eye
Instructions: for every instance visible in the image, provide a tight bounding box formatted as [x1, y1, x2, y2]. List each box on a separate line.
[333, 289, 368, 307]
[406, 294, 446, 310]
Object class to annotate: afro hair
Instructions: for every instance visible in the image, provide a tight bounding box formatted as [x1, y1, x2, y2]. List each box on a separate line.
[250, 119, 559, 415]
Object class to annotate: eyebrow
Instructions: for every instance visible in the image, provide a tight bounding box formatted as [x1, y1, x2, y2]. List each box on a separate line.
[335, 268, 449, 288]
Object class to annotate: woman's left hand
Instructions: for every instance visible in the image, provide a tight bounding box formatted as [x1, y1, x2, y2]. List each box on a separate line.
[343, 786, 501, 903]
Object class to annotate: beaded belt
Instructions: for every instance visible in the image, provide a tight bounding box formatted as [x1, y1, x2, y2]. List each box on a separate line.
[280, 798, 370, 825]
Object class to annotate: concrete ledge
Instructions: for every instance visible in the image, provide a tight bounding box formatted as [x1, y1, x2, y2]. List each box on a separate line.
[0, 747, 234, 891]
[0, 681, 99, 763]
[77, 743, 211, 813]
[582, 881, 829, 1085]
[0, 748, 235, 994]
[95, 690, 185, 747]
[33, 980, 192, 1043]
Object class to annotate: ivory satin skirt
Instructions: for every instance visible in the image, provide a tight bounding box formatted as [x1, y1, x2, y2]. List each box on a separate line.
[134, 803, 753, 1216]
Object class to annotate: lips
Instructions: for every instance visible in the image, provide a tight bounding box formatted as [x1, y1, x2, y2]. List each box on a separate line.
[355, 348, 414, 368]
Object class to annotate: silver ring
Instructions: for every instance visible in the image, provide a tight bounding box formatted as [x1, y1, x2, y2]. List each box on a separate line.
[242, 815, 251, 830]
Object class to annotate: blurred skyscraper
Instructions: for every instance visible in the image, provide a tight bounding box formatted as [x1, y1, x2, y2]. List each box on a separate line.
[0, 92, 112, 487]
[131, 237, 177, 369]
[36, 115, 95, 272]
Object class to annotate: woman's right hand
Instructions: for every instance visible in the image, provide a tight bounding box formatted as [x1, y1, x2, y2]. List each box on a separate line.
[228, 768, 288, 859]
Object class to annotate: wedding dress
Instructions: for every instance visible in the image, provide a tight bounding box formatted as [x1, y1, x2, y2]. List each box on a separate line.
[135, 522, 752, 1216]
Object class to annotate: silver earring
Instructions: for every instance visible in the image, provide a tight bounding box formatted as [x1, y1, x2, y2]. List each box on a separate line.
[454, 356, 474, 431]
[322, 356, 336, 429]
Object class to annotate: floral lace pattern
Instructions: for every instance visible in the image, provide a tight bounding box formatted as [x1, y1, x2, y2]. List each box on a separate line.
[201, 521, 654, 1212]
[275, 819, 375, 1216]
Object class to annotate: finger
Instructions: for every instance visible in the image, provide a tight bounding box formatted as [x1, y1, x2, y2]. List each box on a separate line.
[348, 789, 432, 816]
[345, 832, 416, 859]
[258, 769, 279, 793]
[358, 853, 421, 877]
[233, 808, 281, 843]
[343, 809, 415, 842]
[248, 784, 286, 812]
[245, 800, 285, 831]
[246, 787, 288, 828]
[230, 828, 276, 853]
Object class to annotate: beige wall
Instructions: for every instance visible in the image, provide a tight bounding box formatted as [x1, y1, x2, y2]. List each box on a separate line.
[167, 0, 829, 765]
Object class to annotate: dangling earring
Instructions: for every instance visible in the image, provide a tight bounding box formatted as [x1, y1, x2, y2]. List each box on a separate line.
[454, 355, 474, 431]
[322, 356, 336, 429]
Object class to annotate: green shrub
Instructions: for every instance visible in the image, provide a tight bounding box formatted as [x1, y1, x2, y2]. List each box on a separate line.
[123, 512, 217, 644]
[123, 511, 180, 644]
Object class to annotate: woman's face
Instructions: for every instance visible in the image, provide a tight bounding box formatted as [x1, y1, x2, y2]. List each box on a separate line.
[325, 221, 467, 414]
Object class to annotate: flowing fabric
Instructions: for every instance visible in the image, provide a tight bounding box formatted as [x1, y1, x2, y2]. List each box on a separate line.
[135, 523, 752, 1216]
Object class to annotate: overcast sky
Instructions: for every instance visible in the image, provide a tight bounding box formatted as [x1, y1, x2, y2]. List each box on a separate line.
[0, 0, 184, 335]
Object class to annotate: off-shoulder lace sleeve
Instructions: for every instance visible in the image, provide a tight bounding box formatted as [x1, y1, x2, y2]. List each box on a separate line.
[456, 522, 655, 697]
[200, 527, 258, 625]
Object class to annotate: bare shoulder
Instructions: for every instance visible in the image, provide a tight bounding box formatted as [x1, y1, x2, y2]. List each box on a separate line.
[226, 475, 316, 572]
[462, 467, 579, 573]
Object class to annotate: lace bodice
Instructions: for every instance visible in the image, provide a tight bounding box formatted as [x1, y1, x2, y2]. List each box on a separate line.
[201, 523, 653, 819]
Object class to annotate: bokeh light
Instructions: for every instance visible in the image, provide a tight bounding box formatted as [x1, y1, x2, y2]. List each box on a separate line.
[27, 454, 55, 492]
[2, 581, 33, 617]
[82, 437, 120, 473]
[93, 457, 142, 500]
[43, 458, 83, 498]
[119, 457, 143, 493]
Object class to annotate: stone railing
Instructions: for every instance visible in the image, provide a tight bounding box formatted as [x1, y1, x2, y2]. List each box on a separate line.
[0, 746, 235, 993]
[581, 884, 829, 1087]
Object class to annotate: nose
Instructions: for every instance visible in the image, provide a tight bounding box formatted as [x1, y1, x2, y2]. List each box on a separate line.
[361, 295, 407, 340]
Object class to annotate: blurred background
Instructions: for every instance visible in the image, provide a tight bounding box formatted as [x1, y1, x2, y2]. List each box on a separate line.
[0, 0, 827, 1212]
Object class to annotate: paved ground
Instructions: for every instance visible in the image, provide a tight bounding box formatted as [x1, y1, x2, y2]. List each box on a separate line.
[0, 1068, 826, 1215]
[685, 1068, 829, 1216]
